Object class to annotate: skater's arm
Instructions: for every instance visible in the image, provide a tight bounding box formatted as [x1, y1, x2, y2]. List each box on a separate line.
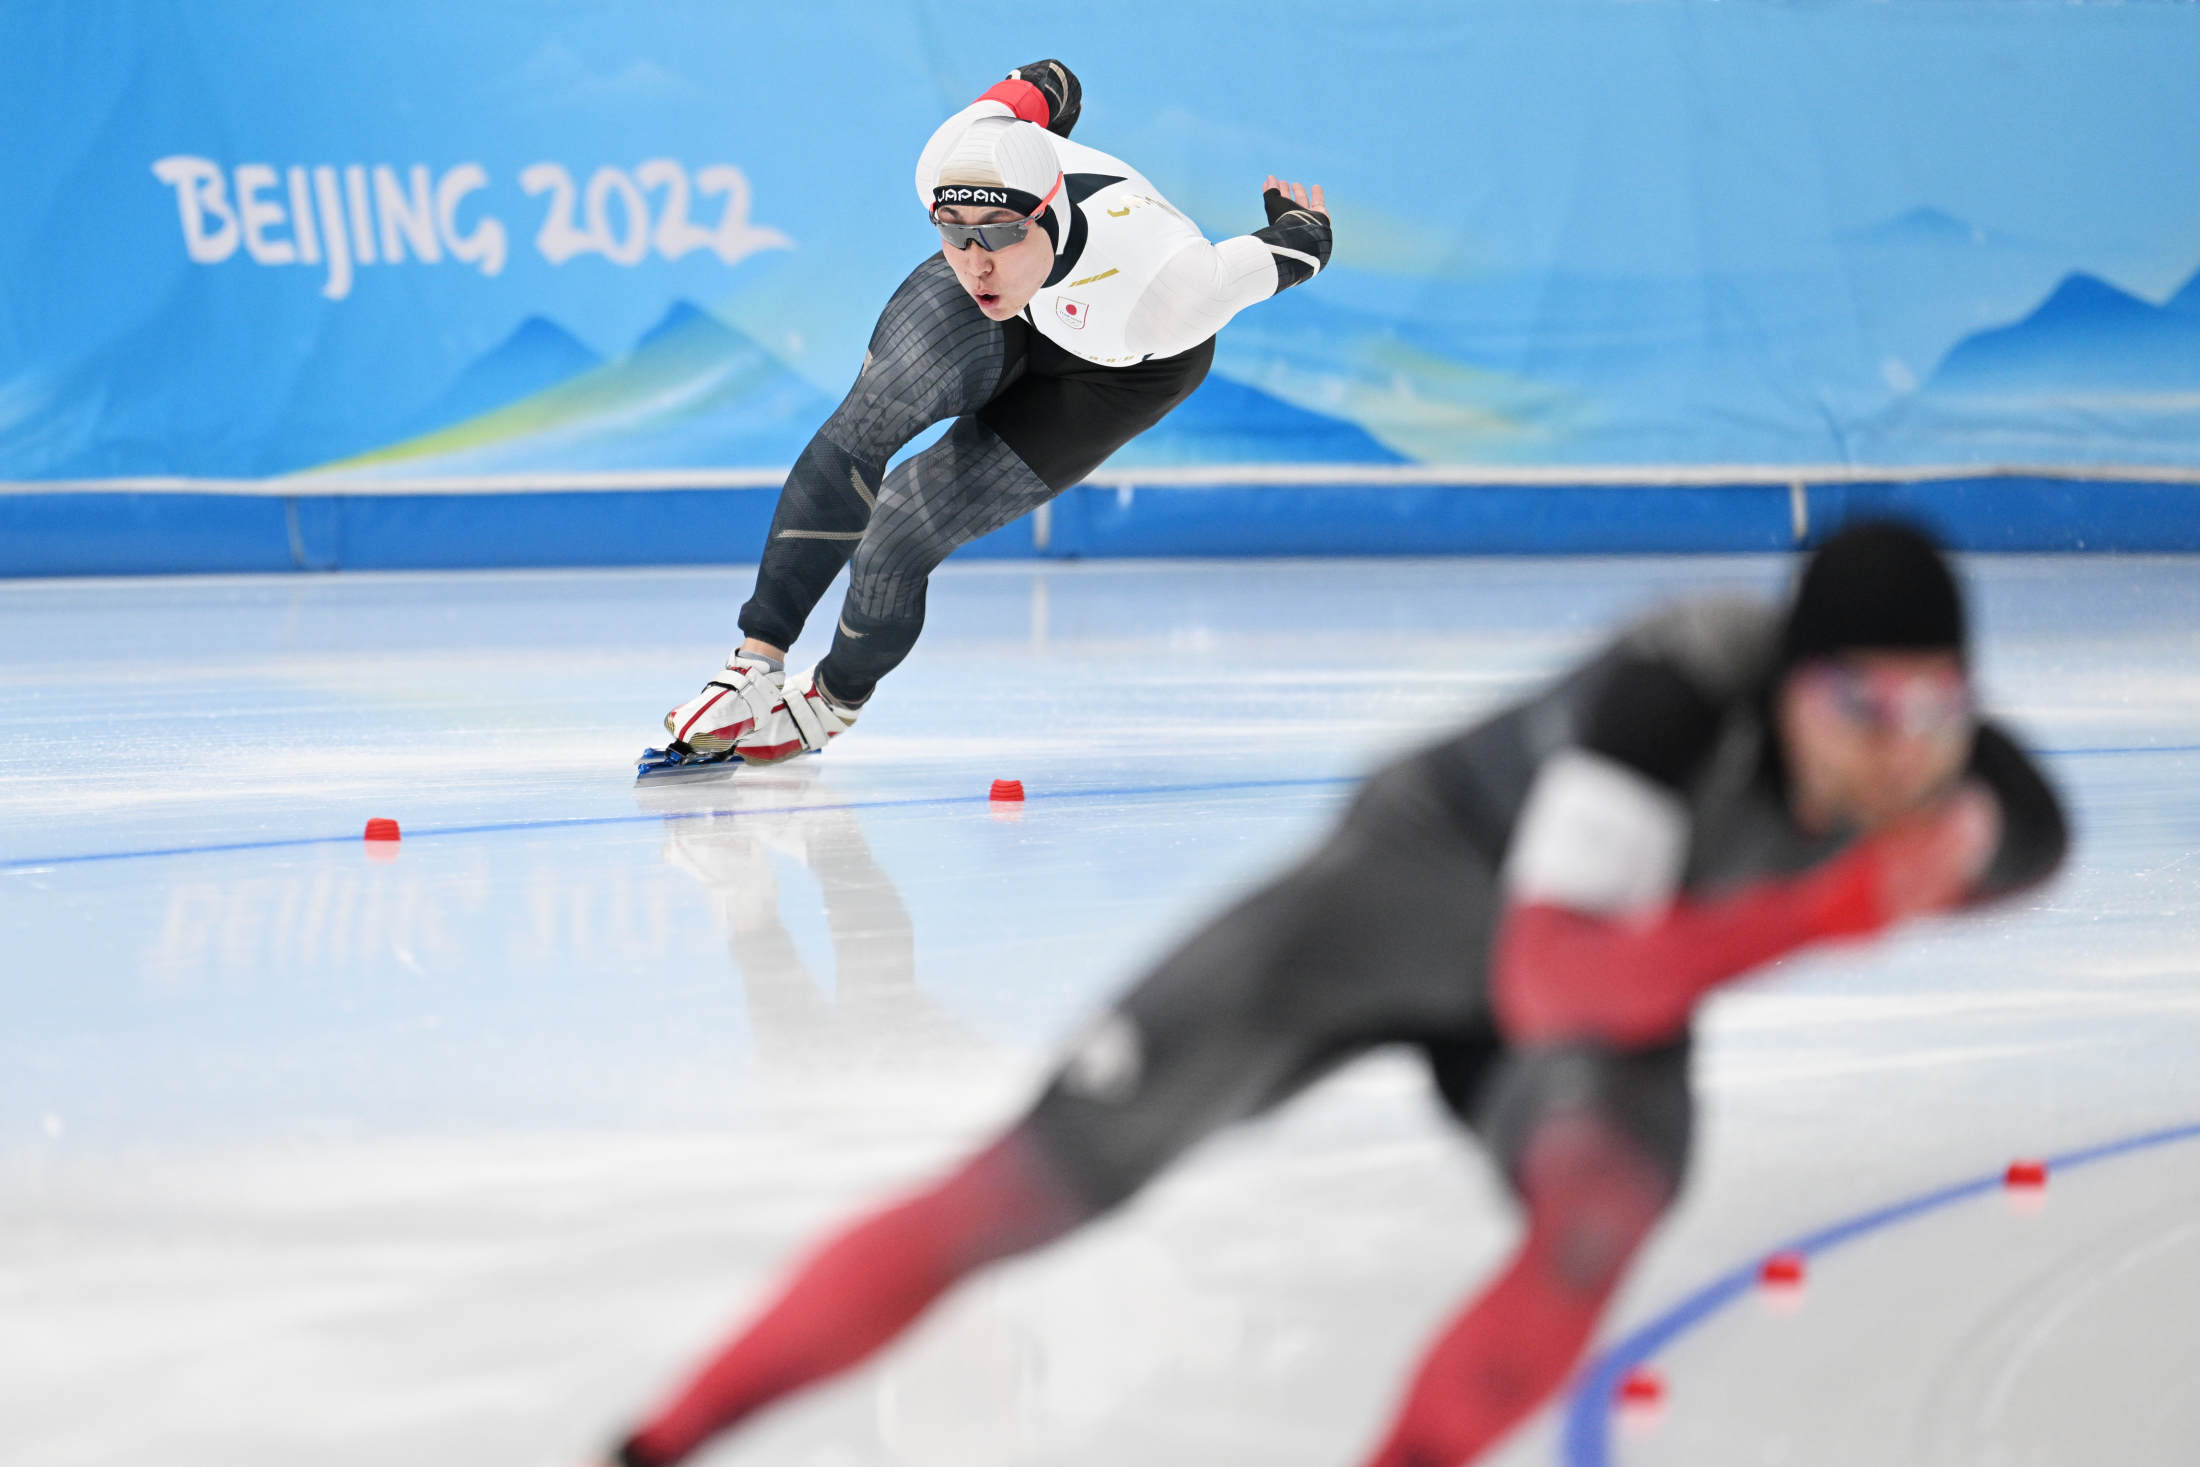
[1124, 234, 1284, 358]
[1492, 789, 1998, 1048]
[1122, 179, 1331, 359]
[1490, 651, 2009, 1048]
[1491, 653, 1994, 1047]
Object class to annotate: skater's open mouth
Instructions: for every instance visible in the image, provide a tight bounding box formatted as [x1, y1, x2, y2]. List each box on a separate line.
[975, 290, 1000, 307]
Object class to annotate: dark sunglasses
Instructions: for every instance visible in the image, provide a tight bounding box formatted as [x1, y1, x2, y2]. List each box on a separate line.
[932, 175, 1061, 252]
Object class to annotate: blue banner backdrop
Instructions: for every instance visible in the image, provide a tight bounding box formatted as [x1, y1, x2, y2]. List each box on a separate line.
[2, 1, 2199, 569]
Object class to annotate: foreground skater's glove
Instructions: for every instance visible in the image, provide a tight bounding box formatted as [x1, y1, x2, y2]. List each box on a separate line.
[731, 668, 858, 764]
[978, 58, 1081, 137]
[664, 651, 787, 755]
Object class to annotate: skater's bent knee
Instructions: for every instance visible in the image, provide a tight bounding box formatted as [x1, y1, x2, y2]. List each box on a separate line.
[1479, 1041, 1693, 1201]
[1515, 1111, 1673, 1293]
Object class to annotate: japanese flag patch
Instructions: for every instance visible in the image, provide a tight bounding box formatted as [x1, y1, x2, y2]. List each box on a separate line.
[1054, 297, 1090, 329]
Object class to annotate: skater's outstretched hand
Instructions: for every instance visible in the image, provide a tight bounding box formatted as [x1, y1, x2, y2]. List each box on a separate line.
[1851, 780, 2002, 924]
[1263, 175, 1327, 219]
[1255, 177, 1331, 289]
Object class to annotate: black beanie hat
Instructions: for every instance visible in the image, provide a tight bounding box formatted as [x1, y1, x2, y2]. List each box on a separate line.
[1780, 520, 1966, 667]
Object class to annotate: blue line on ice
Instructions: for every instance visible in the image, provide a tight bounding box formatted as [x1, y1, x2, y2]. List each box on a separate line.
[1560, 1118, 2200, 1466]
[0, 775, 1354, 873]
[1, 741, 2189, 875]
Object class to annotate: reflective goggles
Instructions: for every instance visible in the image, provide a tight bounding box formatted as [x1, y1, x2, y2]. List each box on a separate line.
[931, 175, 1061, 252]
[1801, 661, 1974, 737]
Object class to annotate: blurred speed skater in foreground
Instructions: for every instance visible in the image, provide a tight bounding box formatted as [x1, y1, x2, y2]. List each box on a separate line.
[612, 522, 2066, 1466]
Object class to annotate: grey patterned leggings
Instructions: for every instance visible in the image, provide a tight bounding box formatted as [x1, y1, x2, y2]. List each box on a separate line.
[738, 254, 1213, 705]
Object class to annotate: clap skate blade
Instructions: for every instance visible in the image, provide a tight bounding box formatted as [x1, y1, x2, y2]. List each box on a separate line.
[635, 742, 824, 781]
[635, 742, 741, 781]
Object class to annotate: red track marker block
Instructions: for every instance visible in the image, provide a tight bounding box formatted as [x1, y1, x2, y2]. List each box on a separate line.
[989, 779, 1026, 802]
[2004, 1159, 2049, 1189]
[1617, 1367, 1664, 1407]
[364, 818, 401, 842]
[1759, 1252, 1806, 1287]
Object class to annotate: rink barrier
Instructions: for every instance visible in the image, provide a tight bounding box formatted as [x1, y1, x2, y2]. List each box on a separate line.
[1560, 1117, 2200, 1466]
[5, 463, 2200, 575]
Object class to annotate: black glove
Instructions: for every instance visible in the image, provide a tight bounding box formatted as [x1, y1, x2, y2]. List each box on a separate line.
[1007, 59, 1081, 139]
[1254, 186, 1331, 291]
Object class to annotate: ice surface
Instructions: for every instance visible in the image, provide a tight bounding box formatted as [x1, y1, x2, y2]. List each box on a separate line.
[3, 555, 2198, 1466]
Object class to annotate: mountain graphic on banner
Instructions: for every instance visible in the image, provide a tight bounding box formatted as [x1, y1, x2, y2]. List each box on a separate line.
[1117, 373, 1408, 466]
[1845, 206, 2035, 252]
[1212, 290, 1576, 464]
[398, 316, 605, 440]
[333, 299, 1404, 476]
[325, 301, 831, 476]
[2168, 267, 2200, 318]
[1926, 267, 2200, 396]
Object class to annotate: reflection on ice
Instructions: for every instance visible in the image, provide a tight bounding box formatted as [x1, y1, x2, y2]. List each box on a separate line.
[643, 769, 988, 1100]
[145, 860, 500, 985]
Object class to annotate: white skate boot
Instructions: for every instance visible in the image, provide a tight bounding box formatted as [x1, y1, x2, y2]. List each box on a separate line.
[663, 651, 787, 755]
[732, 668, 859, 764]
